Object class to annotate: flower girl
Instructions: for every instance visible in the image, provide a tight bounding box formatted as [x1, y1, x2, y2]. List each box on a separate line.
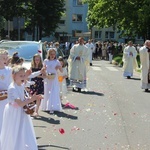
[57, 57, 68, 102]
[0, 65, 42, 150]
[41, 48, 62, 113]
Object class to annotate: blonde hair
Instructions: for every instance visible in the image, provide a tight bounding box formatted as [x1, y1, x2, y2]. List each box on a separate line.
[0, 49, 8, 55]
[31, 53, 43, 68]
[47, 48, 57, 60]
[12, 65, 26, 75]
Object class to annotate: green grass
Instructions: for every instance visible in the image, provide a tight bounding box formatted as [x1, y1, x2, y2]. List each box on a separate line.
[113, 53, 123, 66]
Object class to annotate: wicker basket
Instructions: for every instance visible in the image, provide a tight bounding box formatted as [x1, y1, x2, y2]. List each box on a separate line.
[46, 73, 55, 80]
[23, 102, 36, 115]
[0, 91, 7, 101]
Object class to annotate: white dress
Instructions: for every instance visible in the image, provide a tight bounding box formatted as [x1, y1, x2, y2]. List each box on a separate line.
[0, 67, 12, 133]
[0, 83, 38, 150]
[41, 59, 62, 111]
[57, 67, 68, 98]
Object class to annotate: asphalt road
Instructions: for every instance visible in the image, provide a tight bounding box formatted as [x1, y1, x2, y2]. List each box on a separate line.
[33, 60, 150, 150]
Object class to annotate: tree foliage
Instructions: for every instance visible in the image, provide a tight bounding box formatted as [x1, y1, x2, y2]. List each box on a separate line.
[0, 0, 65, 40]
[84, 0, 150, 40]
[0, 0, 27, 19]
[0, 16, 5, 31]
[25, 0, 65, 40]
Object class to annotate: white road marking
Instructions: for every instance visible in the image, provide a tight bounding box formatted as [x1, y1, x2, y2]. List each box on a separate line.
[106, 67, 119, 71]
[91, 67, 102, 71]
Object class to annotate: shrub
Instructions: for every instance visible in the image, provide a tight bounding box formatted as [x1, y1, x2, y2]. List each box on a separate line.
[113, 53, 141, 67]
[113, 53, 123, 66]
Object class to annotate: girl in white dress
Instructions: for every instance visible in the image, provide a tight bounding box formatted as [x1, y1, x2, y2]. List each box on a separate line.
[41, 48, 62, 113]
[57, 57, 68, 101]
[0, 65, 42, 150]
[0, 49, 12, 134]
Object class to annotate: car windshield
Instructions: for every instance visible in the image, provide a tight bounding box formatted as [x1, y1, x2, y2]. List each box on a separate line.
[0, 42, 40, 61]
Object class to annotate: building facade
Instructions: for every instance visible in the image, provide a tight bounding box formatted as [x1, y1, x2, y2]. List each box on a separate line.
[10, 0, 143, 44]
[55, 0, 89, 42]
[56, 0, 144, 44]
[92, 26, 144, 44]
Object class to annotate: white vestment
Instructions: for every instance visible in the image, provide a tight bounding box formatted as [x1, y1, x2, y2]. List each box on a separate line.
[122, 46, 138, 77]
[86, 43, 95, 63]
[68, 44, 90, 89]
[139, 46, 150, 89]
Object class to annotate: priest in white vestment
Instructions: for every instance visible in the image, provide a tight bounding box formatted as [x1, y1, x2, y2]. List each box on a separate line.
[139, 40, 150, 92]
[86, 39, 95, 66]
[67, 37, 90, 92]
[122, 41, 138, 79]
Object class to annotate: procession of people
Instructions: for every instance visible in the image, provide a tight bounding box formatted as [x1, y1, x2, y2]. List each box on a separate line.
[0, 37, 150, 149]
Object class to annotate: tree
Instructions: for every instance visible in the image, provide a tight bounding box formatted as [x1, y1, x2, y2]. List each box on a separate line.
[0, 0, 27, 20]
[0, 0, 65, 40]
[0, 16, 5, 30]
[25, 0, 65, 40]
[84, 0, 150, 40]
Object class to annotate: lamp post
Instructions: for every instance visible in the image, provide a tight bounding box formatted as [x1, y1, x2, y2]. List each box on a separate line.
[7, 20, 10, 38]
[4, 20, 13, 39]
[18, 17, 20, 40]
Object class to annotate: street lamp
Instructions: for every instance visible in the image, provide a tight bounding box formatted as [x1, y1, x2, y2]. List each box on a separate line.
[18, 17, 20, 40]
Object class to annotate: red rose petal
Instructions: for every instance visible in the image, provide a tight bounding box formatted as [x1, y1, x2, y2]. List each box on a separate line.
[59, 128, 65, 134]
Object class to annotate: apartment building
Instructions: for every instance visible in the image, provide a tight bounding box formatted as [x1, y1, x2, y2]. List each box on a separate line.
[55, 0, 89, 42]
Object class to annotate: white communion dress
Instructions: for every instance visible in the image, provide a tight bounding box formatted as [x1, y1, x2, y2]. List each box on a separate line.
[57, 67, 68, 98]
[41, 59, 62, 112]
[0, 83, 38, 150]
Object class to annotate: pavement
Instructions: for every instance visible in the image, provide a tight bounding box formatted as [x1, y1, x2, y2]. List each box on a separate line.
[32, 60, 150, 150]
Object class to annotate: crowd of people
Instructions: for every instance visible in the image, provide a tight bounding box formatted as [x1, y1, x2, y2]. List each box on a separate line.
[0, 36, 149, 149]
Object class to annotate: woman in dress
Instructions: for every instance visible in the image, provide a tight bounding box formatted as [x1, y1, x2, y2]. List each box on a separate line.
[30, 54, 44, 116]
[0, 65, 42, 150]
[41, 48, 62, 114]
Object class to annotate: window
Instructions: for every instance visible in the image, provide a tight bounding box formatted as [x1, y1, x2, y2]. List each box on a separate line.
[72, 30, 82, 37]
[105, 31, 115, 39]
[77, 0, 82, 5]
[105, 31, 109, 39]
[59, 20, 65, 25]
[94, 31, 101, 39]
[73, 0, 83, 6]
[72, 14, 82, 22]
[137, 34, 142, 39]
[110, 32, 114, 38]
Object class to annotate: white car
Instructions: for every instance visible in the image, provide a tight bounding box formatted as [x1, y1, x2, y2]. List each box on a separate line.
[0, 41, 47, 69]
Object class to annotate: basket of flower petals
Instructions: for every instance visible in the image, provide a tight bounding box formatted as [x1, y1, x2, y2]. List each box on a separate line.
[0, 90, 7, 101]
[23, 102, 36, 115]
[46, 73, 55, 80]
